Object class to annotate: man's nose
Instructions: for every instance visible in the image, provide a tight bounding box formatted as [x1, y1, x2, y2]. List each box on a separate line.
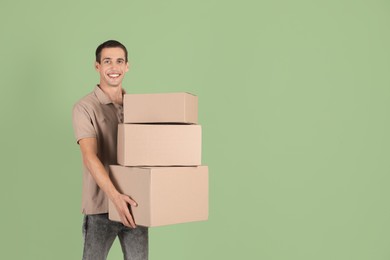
[110, 63, 119, 70]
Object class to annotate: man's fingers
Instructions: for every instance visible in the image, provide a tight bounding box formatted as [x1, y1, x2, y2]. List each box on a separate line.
[120, 214, 131, 228]
[114, 194, 138, 228]
[123, 195, 137, 228]
[119, 208, 135, 228]
[124, 195, 138, 207]
[124, 210, 136, 228]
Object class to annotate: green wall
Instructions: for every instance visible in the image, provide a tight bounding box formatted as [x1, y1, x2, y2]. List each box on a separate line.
[1, 0, 390, 259]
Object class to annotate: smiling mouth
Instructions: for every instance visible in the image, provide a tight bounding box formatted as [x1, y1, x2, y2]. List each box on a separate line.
[108, 73, 120, 79]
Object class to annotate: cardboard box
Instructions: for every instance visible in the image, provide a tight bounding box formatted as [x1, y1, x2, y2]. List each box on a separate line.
[109, 165, 209, 227]
[117, 124, 202, 166]
[123, 92, 198, 124]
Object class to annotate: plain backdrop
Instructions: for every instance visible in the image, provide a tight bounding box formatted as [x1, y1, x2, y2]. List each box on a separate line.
[1, 0, 390, 259]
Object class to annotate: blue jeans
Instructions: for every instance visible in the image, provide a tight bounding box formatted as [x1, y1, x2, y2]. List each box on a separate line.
[82, 213, 148, 260]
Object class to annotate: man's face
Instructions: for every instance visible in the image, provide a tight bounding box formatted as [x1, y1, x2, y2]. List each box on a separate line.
[95, 47, 129, 87]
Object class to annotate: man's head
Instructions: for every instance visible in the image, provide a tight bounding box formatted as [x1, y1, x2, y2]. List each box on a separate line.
[95, 40, 128, 64]
[95, 40, 129, 88]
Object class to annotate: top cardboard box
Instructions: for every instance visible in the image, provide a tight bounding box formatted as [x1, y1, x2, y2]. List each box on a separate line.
[123, 92, 198, 124]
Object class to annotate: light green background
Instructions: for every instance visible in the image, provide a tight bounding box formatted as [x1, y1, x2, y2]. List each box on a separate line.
[1, 0, 390, 259]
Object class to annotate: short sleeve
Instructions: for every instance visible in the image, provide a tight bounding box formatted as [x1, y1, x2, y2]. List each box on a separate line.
[72, 103, 97, 144]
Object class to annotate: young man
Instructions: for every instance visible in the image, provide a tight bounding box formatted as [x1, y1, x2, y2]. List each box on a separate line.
[72, 40, 148, 260]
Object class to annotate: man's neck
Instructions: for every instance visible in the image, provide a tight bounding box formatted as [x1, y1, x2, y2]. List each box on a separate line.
[98, 84, 123, 105]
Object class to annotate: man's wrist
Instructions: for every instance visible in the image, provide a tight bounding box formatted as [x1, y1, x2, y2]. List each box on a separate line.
[107, 187, 121, 202]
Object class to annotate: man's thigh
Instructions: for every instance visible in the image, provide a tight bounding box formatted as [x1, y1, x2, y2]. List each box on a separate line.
[82, 213, 121, 260]
[118, 226, 149, 260]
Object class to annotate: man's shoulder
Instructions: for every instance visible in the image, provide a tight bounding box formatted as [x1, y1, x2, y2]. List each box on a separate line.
[73, 89, 99, 111]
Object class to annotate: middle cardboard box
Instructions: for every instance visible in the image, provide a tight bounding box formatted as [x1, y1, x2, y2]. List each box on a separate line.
[117, 124, 202, 166]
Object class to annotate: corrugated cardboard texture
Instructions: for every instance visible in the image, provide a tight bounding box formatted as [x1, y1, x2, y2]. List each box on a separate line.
[123, 92, 198, 124]
[117, 124, 202, 166]
[109, 165, 209, 227]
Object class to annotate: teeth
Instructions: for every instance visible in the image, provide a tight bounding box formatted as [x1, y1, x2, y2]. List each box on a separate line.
[109, 74, 119, 77]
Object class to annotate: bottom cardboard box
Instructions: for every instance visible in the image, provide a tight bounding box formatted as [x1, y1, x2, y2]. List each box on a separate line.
[109, 165, 208, 227]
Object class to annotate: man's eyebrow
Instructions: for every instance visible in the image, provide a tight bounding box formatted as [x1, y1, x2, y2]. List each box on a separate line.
[102, 57, 112, 60]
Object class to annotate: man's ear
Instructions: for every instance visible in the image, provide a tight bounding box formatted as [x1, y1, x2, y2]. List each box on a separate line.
[95, 61, 100, 71]
[126, 62, 130, 72]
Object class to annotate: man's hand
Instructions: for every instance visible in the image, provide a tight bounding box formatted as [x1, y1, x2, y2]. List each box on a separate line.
[112, 193, 138, 228]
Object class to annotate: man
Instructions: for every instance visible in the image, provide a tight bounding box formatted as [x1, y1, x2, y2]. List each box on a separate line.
[72, 40, 148, 260]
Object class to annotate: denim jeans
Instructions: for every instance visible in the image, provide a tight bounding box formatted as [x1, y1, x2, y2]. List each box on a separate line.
[82, 213, 148, 260]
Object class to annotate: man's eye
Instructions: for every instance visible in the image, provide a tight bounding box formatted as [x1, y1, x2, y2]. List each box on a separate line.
[118, 60, 123, 64]
[104, 60, 110, 64]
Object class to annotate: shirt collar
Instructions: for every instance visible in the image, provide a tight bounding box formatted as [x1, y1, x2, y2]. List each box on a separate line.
[93, 85, 126, 105]
[94, 85, 112, 105]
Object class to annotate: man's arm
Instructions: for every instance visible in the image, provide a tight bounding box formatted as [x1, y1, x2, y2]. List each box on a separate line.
[79, 137, 137, 228]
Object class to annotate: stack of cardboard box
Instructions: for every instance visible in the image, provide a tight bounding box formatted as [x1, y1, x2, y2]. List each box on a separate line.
[109, 93, 209, 227]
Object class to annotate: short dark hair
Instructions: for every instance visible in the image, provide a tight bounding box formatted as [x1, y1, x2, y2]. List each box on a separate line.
[95, 40, 128, 63]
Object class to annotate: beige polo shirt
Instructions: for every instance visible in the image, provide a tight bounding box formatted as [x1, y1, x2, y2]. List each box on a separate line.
[72, 86, 124, 215]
